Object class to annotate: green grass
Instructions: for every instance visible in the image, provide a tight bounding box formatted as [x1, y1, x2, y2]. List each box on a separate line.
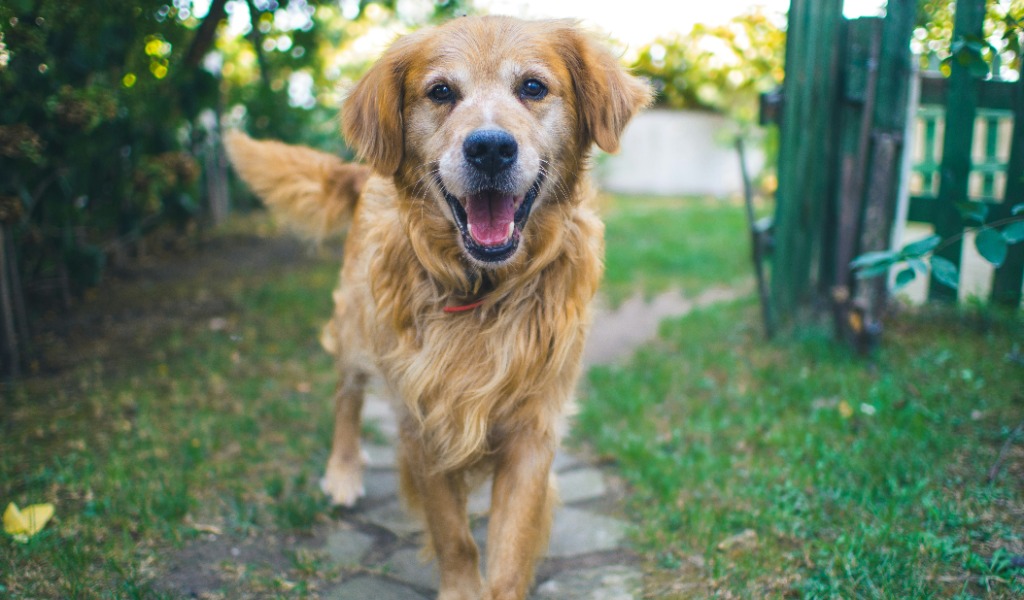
[577, 299, 1024, 597]
[600, 195, 751, 304]
[0, 196, 751, 597]
[1, 227, 343, 597]
[5, 199, 1021, 598]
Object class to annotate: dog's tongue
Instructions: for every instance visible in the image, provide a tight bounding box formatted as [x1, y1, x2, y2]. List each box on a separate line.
[465, 191, 516, 247]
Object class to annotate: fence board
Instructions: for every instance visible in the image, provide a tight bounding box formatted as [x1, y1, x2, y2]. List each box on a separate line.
[770, 0, 845, 315]
[929, 0, 985, 302]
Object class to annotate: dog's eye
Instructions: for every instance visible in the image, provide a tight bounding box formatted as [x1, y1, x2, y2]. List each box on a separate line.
[429, 84, 455, 103]
[520, 79, 547, 101]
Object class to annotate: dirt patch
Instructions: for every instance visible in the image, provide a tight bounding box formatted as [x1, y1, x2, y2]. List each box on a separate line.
[27, 225, 320, 380]
[583, 285, 748, 367]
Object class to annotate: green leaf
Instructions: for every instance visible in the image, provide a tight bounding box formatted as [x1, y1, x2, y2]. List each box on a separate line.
[900, 235, 941, 257]
[931, 256, 959, 289]
[976, 228, 1008, 267]
[1002, 221, 1024, 244]
[850, 250, 896, 269]
[956, 201, 988, 224]
[855, 262, 893, 279]
[1012, 203, 1024, 216]
[907, 257, 928, 275]
[893, 268, 916, 291]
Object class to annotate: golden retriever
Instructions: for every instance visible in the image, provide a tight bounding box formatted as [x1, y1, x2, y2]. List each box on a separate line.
[225, 15, 650, 600]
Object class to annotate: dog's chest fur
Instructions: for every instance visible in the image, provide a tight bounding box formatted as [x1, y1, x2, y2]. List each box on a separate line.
[332, 177, 603, 467]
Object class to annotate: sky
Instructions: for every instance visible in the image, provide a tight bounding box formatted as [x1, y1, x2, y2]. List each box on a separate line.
[473, 0, 888, 47]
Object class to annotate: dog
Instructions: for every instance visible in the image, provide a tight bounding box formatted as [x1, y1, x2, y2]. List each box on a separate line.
[225, 15, 650, 600]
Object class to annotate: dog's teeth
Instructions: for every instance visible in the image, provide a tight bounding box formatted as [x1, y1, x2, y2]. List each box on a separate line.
[507, 222, 514, 238]
[468, 223, 475, 238]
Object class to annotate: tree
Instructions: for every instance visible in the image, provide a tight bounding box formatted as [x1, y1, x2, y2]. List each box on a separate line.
[630, 8, 786, 123]
[0, 0, 467, 377]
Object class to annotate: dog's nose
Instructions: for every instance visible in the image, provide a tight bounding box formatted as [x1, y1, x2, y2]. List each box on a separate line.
[463, 129, 518, 176]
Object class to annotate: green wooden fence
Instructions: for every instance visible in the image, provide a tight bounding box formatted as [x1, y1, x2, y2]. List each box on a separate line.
[908, 62, 1024, 305]
[769, 0, 1022, 340]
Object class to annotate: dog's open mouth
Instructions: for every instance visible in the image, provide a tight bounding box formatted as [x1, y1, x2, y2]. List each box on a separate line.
[440, 177, 542, 264]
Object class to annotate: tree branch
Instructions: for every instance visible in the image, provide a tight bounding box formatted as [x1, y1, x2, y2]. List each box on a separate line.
[184, 0, 229, 69]
[244, 0, 272, 89]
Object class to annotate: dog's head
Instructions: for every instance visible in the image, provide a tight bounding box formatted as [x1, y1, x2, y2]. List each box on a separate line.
[343, 16, 651, 267]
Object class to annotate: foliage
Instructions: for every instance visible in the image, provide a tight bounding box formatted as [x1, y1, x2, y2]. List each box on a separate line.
[0, 0, 465, 370]
[851, 204, 1024, 291]
[630, 8, 785, 122]
[1, 0, 211, 294]
[578, 299, 1024, 597]
[915, 0, 1024, 76]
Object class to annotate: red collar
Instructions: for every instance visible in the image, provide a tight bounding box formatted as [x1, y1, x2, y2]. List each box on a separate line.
[442, 298, 486, 314]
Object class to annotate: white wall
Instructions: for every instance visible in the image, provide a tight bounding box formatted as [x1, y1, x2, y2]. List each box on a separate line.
[597, 109, 765, 198]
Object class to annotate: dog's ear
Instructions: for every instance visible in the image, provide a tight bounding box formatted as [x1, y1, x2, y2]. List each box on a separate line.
[342, 34, 419, 175]
[562, 27, 653, 153]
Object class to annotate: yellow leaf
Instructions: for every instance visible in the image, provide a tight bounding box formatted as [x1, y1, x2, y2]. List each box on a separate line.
[838, 400, 854, 419]
[4, 502, 55, 542]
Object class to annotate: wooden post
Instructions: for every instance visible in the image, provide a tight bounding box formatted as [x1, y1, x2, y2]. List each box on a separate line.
[929, 0, 985, 301]
[771, 0, 846, 318]
[737, 137, 775, 339]
[854, 0, 915, 316]
[833, 18, 882, 290]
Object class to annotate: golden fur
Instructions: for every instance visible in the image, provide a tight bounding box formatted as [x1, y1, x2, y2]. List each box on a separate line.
[226, 15, 650, 600]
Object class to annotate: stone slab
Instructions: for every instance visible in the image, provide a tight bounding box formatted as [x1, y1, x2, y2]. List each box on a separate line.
[363, 395, 399, 438]
[531, 565, 642, 600]
[325, 576, 426, 600]
[385, 547, 439, 591]
[364, 443, 397, 469]
[557, 468, 608, 504]
[324, 526, 375, 566]
[552, 450, 584, 473]
[363, 469, 399, 499]
[546, 507, 627, 558]
[468, 482, 492, 516]
[363, 501, 423, 537]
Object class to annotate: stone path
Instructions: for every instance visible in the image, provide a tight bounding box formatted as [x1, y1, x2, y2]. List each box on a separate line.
[320, 436, 636, 599]
[157, 287, 727, 598]
[317, 288, 721, 599]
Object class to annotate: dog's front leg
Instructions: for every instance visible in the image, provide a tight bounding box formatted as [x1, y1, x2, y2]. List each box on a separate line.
[400, 434, 483, 600]
[484, 431, 556, 600]
[320, 370, 368, 506]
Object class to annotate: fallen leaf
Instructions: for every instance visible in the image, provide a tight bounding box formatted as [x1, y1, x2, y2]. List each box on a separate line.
[4, 502, 55, 542]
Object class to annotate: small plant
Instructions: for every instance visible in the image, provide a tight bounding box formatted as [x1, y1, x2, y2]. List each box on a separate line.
[851, 203, 1024, 290]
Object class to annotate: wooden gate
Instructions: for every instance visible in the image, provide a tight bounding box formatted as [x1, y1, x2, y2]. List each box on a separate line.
[907, 18, 1024, 305]
[768, 0, 1023, 336]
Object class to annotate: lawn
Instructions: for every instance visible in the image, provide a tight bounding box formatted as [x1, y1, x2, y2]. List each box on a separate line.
[599, 195, 751, 304]
[578, 300, 1024, 598]
[2, 196, 1022, 598]
[1, 225, 345, 597]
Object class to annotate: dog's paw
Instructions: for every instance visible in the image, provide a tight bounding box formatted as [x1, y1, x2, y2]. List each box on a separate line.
[319, 467, 366, 507]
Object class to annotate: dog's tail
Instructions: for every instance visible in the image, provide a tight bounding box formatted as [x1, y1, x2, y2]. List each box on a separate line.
[224, 131, 370, 241]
